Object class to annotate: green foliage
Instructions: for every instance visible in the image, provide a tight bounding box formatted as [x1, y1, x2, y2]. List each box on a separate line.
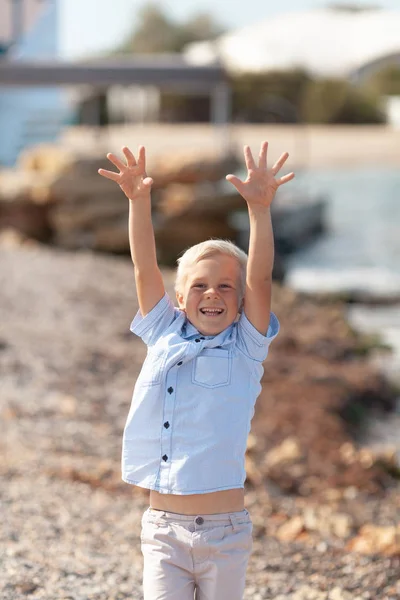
[116, 3, 224, 54]
[300, 77, 385, 124]
[365, 66, 400, 97]
[156, 70, 387, 124]
[179, 13, 225, 47]
[229, 71, 385, 124]
[230, 70, 312, 123]
[120, 4, 178, 54]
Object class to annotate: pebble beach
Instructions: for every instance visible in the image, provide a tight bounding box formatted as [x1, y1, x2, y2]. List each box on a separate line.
[1, 240, 400, 600]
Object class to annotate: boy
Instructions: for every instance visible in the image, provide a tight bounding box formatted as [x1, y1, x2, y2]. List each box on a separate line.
[98, 142, 294, 599]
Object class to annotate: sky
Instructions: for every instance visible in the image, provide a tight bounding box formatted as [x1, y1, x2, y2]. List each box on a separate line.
[59, 0, 399, 59]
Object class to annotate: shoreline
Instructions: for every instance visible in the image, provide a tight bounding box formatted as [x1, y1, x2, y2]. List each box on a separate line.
[61, 123, 400, 169]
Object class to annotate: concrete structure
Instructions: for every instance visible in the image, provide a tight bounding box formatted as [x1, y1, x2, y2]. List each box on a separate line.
[0, 2, 230, 165]
[0, 54, 231, 163]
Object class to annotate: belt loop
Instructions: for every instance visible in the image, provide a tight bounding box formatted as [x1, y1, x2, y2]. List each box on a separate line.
[156, 510, 167, 522]
[150, 508, 166, 525]
[229, 513, 239, 531]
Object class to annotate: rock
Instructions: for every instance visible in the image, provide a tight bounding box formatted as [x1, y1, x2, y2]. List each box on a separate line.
[347, 523, 400, 556]
[0, 168, 58, 204]
[0, 199, 52, 241]
[245, 455, 263, 486]
[328, 588, 353, 600]
[17, 147, 241, 255]
[154, 215, 237, 265]
[300, 506, 354, 539]
[330, 513, 354, 539]
[150, 151, 238, 187]
[158, 183, 243, 218]
[17, 143, 75, 175]
[276, 515, 305, 541]
[0, 227, 35, 248]
[264, 436, 302, 467]
[0, 169, 58, 241]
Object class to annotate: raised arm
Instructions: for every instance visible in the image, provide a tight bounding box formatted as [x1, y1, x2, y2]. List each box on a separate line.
[98, 146, 164, 316]
[226, 141, 294, 335]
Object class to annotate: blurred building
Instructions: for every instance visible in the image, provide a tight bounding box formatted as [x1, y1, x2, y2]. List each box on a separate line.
[0, 1, 228, 165]
[184, 6, 400, 80]
[184, 5, 400, 125]
[0, 0, 45, 52]
[0, 0, 71, 166]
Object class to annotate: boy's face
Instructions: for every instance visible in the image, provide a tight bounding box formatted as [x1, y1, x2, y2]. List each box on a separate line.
[176, 253, 242, 336]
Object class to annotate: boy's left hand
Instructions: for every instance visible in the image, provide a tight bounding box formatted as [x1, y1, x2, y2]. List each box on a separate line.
[226, 141, 295, 208]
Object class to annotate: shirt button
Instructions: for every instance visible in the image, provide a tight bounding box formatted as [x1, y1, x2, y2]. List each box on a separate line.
[167, 387, 173, 394]
[195, 516, 204, 525]
[164, 421, 170, 429]
[200, 337, 205, 340]
[177, 361, 182, 366]
[162, 454, 168, 461]
[195, 339, 200, 343]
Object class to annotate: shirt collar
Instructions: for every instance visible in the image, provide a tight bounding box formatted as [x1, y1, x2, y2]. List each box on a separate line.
[179, 312, 237, 349]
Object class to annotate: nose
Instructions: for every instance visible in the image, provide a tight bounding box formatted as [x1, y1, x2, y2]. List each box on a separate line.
[205, 287, 219, 298]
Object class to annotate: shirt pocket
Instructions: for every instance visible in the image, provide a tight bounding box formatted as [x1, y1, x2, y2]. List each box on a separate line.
[192, 348, 232, 388]
[138, 349, 166, 386]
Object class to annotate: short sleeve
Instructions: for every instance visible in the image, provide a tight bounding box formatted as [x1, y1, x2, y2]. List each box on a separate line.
[236, 310, 280, 362]
[130, 292, 177, 346]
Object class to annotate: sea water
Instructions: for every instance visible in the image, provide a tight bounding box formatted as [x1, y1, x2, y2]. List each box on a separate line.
[284, 168, 400, 457]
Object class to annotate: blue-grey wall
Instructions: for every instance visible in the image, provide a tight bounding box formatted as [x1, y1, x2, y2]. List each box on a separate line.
[0, 0, 72, 166]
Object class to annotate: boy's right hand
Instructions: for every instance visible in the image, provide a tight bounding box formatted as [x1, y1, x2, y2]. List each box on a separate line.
[98, 146, 153, 201]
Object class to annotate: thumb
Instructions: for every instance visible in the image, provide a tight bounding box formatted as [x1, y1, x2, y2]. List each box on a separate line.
[143, 177, 153, 187]
[226, 174, 244, 195]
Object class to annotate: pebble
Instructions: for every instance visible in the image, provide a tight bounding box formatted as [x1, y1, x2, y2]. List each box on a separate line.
[1, 245, 400, 599]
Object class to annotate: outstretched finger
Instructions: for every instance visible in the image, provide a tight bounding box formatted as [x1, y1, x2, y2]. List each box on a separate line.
[98, 168, 120, 182]
[143, 176, 154, 187]
[226, 174, 245, 196]
[277, 172, 295, 186]
[107, 152, 126, 172]
[122, 146, 137, 167]
[244, 145, 257, 171]
[271, 152, 289, 175]
[137, 146, 146, 171]
[258, 141, 268, 169]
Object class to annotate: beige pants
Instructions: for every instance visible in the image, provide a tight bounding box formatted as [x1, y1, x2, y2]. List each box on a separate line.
[140, 506, 253, 600]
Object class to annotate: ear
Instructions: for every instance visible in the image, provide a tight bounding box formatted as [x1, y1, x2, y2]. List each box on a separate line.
[176, 290, 185, 309]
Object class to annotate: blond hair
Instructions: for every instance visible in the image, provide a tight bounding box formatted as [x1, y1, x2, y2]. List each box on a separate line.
[175, 239, 248, 304]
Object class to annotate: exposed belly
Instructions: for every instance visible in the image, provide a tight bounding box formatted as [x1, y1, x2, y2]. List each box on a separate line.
[150, 487, 245, 515]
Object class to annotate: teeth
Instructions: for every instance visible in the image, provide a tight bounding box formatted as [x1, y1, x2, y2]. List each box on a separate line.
[201, 308, 223, 314]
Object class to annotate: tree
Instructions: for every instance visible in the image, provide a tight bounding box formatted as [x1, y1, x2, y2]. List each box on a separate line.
[327, 3, 381, 12]
[117, 3, 225, 54]
[178, 13, 225, 47]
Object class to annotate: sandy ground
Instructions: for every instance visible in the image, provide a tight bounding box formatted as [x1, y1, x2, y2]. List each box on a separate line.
[61, 124, 400, 169]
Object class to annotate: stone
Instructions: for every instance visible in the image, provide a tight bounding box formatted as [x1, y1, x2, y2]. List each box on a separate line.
[276, 516, 305, 541]
[265, 437, 302, 467]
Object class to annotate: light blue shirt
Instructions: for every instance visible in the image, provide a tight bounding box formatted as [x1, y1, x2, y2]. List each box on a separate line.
[122, 292, 280, 495]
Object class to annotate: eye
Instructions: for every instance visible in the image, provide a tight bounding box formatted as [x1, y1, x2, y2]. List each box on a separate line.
[192, 283, 205, 288]
[220, 284, 231, 288]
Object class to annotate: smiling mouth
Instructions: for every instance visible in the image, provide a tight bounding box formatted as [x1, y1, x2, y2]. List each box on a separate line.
[200, 308, 224, 316]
